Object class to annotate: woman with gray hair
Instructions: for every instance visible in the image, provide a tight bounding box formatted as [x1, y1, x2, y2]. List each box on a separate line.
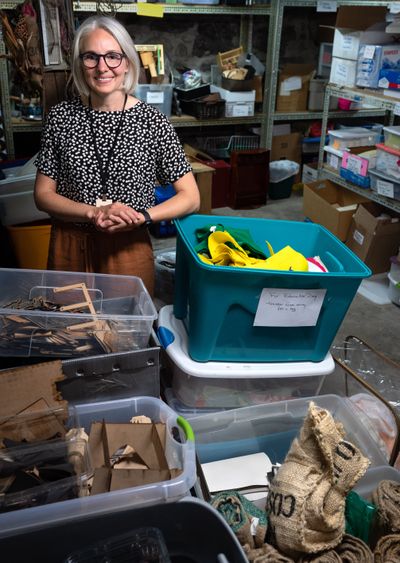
[34, 15, 200, 296]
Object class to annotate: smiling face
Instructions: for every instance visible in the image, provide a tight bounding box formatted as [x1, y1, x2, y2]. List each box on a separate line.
[80, 28, 129, 107]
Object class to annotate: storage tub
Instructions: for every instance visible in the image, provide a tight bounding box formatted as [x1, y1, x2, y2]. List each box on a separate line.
[329, 128, 377, 150]
[388, 272, 400, 306]
[324, 145, 343, 172]
[0, 161, 49, 226]
[376, 143, 400, 180]
[369, 168, 400, 200]
[0, 268, 157, 357]
[0, 498, 247, 563]
[383, 125, 400, 149]
[134, 84, 173, 117]
[189, 394, 387, 467]
[173, 214, 371, 363]
[340, 167, 370, 189]
[158, 305, 334, 408]
[0, 396, 196, 541]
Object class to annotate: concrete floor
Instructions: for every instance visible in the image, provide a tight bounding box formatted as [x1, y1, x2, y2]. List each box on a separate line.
[152, 190, 400, 367]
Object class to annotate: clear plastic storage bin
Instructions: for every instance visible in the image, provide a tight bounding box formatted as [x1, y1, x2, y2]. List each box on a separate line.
[158, 305, 334, 408]
[376, 143, 400, 180]
[134, 84, 173, 116]
[383, 125, 400, 149]
[173, 214, 371, 363]
[0, 268, 157, 357]
[189, 394, 387, 468]
[369, 168, 400, 200]
[0, 396, 196, 541]
[329, 127, 377, 150]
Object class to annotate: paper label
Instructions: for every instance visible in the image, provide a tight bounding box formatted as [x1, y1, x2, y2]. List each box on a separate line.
[376, 179, 395, 198]
[329, 154, 339, 169]
[147, 91, 164, 104]
[137, 2, 164, 17]
[253, 288, 326, 327]
[363, 45, 376, 59]
[394, 103, 400, 116]
[317, 0, 337, 12]
[232, 104, 250, 117]
[345, 154, 362, 175]
[281, 76, 302, 93]
[353, 229, 364, 245]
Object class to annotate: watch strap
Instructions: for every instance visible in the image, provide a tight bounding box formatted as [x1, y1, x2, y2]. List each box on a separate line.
[140, 209, 153, 227]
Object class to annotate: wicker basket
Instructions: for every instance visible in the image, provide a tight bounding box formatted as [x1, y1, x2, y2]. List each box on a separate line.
[180, 98, 225, 119]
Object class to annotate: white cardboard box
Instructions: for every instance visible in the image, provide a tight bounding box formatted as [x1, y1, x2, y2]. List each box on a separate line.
[210, 84, 256, 103]
[330, 57, 357, 87]
[332, 28, 363, 60]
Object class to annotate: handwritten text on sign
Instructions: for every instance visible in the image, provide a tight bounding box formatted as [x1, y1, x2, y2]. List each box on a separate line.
[253, 288, 327, 327]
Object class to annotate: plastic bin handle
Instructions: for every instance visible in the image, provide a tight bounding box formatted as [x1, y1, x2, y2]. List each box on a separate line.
[157, 326, 174, 348]
[177, 415, 195, 442]
[325, 251, 344, 272]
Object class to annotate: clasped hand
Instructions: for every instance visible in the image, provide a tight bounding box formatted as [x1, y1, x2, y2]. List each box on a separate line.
[88, 202, 143, 233]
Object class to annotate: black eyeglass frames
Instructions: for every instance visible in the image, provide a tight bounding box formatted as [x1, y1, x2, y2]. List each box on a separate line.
[79, 51, 126, 69]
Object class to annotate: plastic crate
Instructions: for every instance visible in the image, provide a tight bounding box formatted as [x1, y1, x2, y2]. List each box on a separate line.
[158, 304, 334, 408]
[196, 135, 259, 159]
[173, 214, 371, 363]
[0, 498, 247, 563]
[0, 268, 157, 358]
[149, 185, 177, 238]
[189, 394, 387, 468]
[0, 397, 196, 541]
[134, 84, 173, 116]
[340, 167, 371, 189]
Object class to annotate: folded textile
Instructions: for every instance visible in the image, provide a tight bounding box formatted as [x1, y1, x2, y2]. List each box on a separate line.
[297, 551, 341, 562]
[211, 490, 267, 548]
[334, 533, 373, 562]
[195, 224, 267, 259]
[372, 480, 400, 533]
[374, 533, 400, 563]
[266, 402, 370, 558]
[243, 543, 294, 562]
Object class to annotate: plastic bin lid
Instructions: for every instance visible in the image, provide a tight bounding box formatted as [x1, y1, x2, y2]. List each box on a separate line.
[157, 305, 335, 379]
[324, 145, 344, 157]
[383, 125, 400, 136]
[376, 142, 400, 156]
[328, 127, 375, 139]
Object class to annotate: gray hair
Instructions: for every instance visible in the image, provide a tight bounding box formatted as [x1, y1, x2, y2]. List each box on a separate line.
[71, 15, 140, 98]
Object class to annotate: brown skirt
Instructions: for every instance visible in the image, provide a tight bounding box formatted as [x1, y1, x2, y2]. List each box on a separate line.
[47, 221, 155, 297]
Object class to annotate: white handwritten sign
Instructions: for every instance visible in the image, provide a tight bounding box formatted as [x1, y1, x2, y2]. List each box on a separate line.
[317, 0, 337, 12]
[253, 288, 327, 327]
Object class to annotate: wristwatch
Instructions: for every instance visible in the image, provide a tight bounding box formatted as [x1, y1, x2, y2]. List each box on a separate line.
[139, 209, 153, 228]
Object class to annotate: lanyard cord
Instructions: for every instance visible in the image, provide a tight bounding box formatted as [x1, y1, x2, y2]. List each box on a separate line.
[88, 93, 128, 200]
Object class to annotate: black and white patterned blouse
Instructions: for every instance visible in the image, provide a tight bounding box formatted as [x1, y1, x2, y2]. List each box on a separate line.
[35, 97, 192, 210]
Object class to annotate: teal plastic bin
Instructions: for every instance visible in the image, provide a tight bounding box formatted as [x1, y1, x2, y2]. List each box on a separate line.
[173, 214, 371, 363]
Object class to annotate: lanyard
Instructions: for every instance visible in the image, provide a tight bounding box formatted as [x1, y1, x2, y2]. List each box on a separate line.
[88, 93, 128, 201]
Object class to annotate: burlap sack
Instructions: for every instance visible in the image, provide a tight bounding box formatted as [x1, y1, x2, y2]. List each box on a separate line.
[372, 480, 400, 533]
[334, 533, 373, 562]
[243, 543, 294, 562]
[266, 402, 370, 558]
[374, 533, 400, 562]
[211, 491, 267, 548]
[297, 551, 341, 562]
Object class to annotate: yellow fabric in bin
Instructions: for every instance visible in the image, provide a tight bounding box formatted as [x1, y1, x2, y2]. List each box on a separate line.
[198, 231, 308, 271]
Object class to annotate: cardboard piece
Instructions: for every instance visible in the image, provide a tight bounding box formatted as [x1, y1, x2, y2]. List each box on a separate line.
[335, 6, 387, 31]
[271, 132, 302, 165]
[187, 157, 214, 215]
[346, 202, 400, 274]
[276, 64, 315, 113]
[303, 179, 369, 241]
[184, 144, 231, 209]
[88, 420, 181, 494]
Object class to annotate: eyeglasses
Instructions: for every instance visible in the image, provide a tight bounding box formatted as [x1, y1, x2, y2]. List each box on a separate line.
[79, 51, 126, 69]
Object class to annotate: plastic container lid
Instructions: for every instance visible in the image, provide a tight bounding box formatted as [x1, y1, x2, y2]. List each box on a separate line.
[383, 125, 400, 137]
[157, 304, 335, 379]
[324, 145, 343, 157]
[376, 142, 400, 156]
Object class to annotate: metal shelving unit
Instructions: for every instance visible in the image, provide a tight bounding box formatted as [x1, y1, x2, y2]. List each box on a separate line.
[317, 84, 400, 214]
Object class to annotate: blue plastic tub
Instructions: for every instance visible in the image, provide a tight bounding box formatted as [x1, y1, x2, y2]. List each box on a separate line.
[173, 214, 371, 363]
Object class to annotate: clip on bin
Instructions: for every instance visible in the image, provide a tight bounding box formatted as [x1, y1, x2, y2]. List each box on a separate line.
[173, 214, 371, 363]
[0, 396, 196, 542]
[158, 304, 334, 409]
